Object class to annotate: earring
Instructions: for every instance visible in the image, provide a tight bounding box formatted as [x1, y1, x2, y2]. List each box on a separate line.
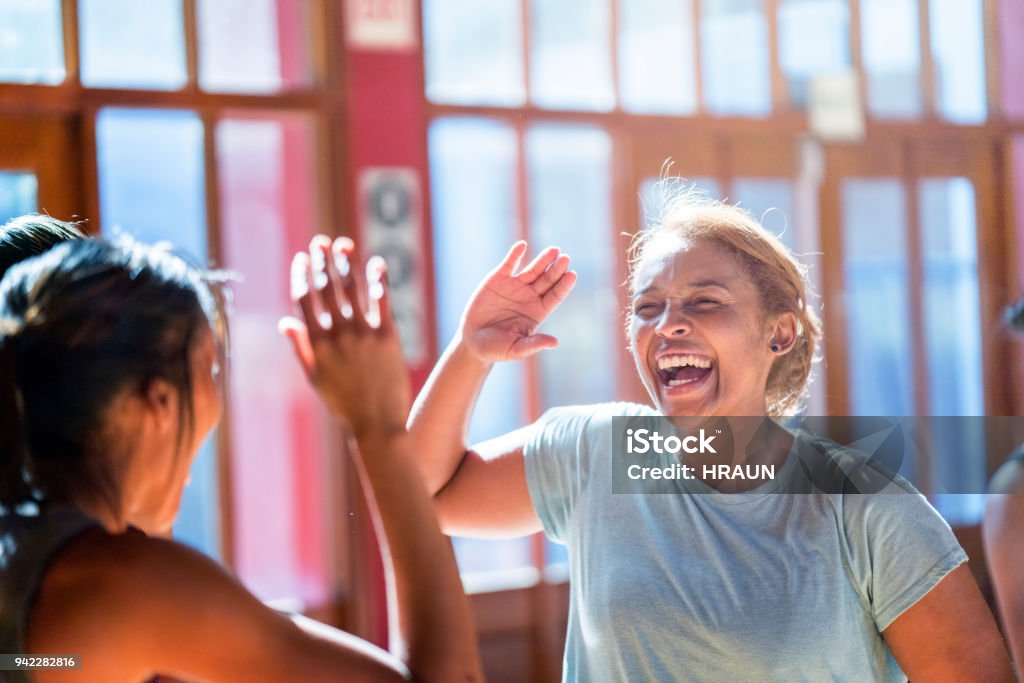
[770, 344, 780, 353]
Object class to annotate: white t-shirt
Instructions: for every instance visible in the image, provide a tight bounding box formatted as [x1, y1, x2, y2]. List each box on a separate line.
[523, 402, 967, 682]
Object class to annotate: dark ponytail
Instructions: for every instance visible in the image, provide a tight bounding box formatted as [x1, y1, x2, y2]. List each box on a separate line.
[1, 214, 87, 506]
[0, 329, 32, 506]
[0, 237, 225, 510]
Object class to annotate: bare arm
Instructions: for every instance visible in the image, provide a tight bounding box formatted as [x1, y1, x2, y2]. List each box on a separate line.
[278, 236, 483, 682]
[406, 242, 576, 536]
[985, 460, 1024, 670]
[882, 564, 1015, 682]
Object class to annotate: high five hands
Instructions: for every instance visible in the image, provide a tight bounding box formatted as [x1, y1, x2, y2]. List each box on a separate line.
[459, 242, 577, 363]
[279, 235, 411, 440]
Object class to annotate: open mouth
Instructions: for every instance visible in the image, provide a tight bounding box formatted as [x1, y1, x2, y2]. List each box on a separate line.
[656, 354, 714, 388]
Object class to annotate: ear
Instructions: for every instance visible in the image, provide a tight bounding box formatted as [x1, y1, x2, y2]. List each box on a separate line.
[768, 313, 798, 355]
[142, 377, 179, 434]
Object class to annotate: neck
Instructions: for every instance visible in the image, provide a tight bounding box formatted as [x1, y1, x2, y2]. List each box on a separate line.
[44, 476, 129, 533]
[670, 416, 793, 493]
[76, 496, 127, 533]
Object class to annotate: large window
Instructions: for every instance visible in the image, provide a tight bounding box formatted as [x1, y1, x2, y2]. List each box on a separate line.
[0, 0, 340, 609]
[423, 0, 1006, 584]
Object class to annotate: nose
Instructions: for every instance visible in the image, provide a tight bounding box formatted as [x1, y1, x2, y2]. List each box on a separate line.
[654, 304, 690, 338]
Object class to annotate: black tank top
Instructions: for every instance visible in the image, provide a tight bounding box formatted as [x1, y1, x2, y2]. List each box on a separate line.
[0, 504, 97, 683]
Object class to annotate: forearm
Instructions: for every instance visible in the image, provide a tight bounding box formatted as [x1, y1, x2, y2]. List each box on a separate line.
[352, 431, 484, 683]
[984, 494, 1024, 670]
[407, 334, 492, 495]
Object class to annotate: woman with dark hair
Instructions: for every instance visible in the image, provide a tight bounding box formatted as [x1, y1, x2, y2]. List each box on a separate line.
[984, 299, 1024, 670]
[0, 214, 86, 280]
[0, 234, 482, 682]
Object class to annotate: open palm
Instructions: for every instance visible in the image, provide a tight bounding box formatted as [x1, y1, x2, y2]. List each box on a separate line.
[460, 241, 577, 363]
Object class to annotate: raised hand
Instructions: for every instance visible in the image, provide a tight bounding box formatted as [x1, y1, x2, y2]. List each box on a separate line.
[459, 241, 577, 363]
[279, 235, 411, 439]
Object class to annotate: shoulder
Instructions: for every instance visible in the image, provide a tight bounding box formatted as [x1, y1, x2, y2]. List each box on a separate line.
[529, 402, 655, 450]
[28, 528, 266, 674]
[39, 526, 232, 602]
[536, 401, 655, 427]
[792, 430, 918, 496]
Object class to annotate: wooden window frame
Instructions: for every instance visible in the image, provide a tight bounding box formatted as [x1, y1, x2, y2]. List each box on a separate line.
[0, 0, 354, 623]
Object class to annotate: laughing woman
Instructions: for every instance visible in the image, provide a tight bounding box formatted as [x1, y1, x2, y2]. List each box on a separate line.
[407, 191, 1014, 682]
[0, 235, 482, 682]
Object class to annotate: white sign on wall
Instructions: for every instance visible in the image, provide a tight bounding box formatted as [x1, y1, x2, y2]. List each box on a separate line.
[809, 70, 866, 142]
[345, 0, 418, 51]
[358, 167, 427, 365]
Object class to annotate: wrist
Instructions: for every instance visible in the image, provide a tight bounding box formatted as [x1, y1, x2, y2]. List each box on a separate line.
[351, 425, 408, 446]
[451, 330, 493, 369]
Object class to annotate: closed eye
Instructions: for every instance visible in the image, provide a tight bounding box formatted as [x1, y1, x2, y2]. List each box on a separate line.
[633, 302, 661, 316]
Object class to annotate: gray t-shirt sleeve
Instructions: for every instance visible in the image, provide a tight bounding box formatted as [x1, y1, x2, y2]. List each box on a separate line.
[522, 405, 596, 545]
[842, 489, 968, 631]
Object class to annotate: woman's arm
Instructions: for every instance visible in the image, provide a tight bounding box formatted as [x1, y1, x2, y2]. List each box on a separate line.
[882, 564, 1016, 682]
[277, 235, 484, 682]
[406, 242, 576, 535]
[985, 460, 1024, 670]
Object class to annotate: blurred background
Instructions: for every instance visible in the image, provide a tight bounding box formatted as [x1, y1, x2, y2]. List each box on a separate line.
[1, 0, 1021, 680]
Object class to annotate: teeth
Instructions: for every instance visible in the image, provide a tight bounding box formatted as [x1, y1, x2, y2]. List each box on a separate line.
[668, 377, 699, 386]
[657, 355, 712, 370]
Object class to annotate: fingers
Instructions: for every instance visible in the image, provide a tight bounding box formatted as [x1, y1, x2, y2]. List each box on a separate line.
[366, 255, 393, 332]
[303, 234, 380, 334]
[293, 233, 397, 339]
[541, 270, 577, 310]
[532, 253, 570, 293]
[291, 251, 324, 338]
[278, 317, 316, 376]
[495, 241, 528, 277]
[509, 333, 559, 359]
[311, 235, 346, 330]
[330, 237, 370, 332]
[517, 246, 560, 284]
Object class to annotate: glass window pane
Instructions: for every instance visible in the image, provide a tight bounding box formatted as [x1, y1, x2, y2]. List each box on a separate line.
[198, 0, 313, 93]
[731, 178, 795, 249]
[920, 178, 983, 414]
[526, 124, 617, 408]
[96, 109, 206, 259]
[530, 0, 614, 111]
[841, 179, 914, 415]
[0, 0, 64, 84]
[619, 0, 697, 114]
[778, 0, 849, 108]
[0, 172, 38, 223]
[95, 108, 217, 557]
[920, 178, 985, 525]
[217, 114, 332, 604]
[861, 0, 921, 118]
[453, 537, 533, 580]
[429, 118, 527, 442]
[423, 0, 524, 106]
[80, 0, 186, 89]
[429, 117, 532, 576]
[700, 0, 771, 116]
[929, 0, 986, 124]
